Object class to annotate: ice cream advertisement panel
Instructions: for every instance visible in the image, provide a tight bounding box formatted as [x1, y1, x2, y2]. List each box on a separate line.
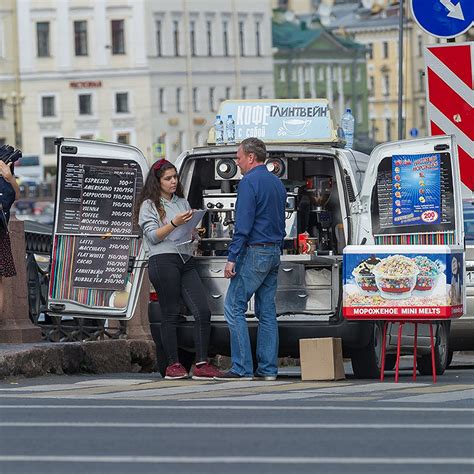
[343, 245, 463, 320]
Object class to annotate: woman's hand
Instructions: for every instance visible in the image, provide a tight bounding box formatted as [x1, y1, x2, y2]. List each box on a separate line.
[172, 210, 193, 226]
[0, 161, 14, 182]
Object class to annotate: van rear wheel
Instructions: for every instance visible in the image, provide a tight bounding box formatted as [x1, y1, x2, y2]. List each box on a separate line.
[417, 322, 449, 376]
[351, 322, 384, 379]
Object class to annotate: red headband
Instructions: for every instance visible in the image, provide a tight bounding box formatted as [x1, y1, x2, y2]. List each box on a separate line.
[152, 159, 172, 173]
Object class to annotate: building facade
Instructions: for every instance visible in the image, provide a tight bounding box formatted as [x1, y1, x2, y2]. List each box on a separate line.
[0, 0, 274, 173]
[273, 17, 369, 145]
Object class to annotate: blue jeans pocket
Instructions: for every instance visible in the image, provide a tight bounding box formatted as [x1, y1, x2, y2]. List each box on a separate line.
[253, 249, 273, 273]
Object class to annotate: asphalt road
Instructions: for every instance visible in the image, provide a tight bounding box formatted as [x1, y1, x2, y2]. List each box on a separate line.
[0, 354, 473, 474]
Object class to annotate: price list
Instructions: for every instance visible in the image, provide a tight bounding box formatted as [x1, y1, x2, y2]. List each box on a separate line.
[79, 166, 136, 236]
[73, 237, 131, 290]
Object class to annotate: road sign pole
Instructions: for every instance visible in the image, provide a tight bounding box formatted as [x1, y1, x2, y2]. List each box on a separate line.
[398, 0, 404, 140]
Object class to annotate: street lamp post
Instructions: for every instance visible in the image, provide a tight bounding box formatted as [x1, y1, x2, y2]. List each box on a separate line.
[1, 91, 25, 149]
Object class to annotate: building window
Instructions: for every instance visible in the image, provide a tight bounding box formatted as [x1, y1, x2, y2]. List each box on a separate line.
[420, 105, 426, 128]
[356, 67, 361, 82]
[206, 20, 212, 56]
[368, 76, 375, 96]
[117, 132, 130, 144]
[74, 20, 88, 56]
[37, 22, 50, 57]
[258, 86, 264, 99]
[111, 20, 125, 54]
[383, 74, 390, 96]
[0, 138, 5, 146]
[80, 134, 93, 140]
[370, 119, 377, 138]
[239, 21, 245, 56]
[225, 87, 231, 100]
[241, 86, 247, 99]
[156, 20, 162, 56]
[43, 136, 56, 154]
[383, 41, 389, 59]
[209, 87, 215, 112]
[419, 70, 425, 92]
[385, 118, 392, 141]
[78, 94, 92, 115]
[173, 20, 180, 56]
[0, 99, 4, 119]
[255, 21, 261, 56]
[41, 96, 55, 117]
[193, 87, 199, 112]
[223, 21, 229, 56]
[190, 21, 196, 56]
[367, 42, 373, 60]
[176, 87, 182, 113]
[318, 67, 324, 81]
[344, 66, 350, 82]
[418, 35, 423, 57]
[115, 92, 129, 113]
[279, 67, 286, 82]
[159, 88, 166, 113]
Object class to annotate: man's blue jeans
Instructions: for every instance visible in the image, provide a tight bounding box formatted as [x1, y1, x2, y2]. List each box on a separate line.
[224, 245, 281, 376]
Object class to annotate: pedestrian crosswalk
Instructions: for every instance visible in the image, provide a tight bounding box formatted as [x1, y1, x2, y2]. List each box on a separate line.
[0, 377, 472, 404]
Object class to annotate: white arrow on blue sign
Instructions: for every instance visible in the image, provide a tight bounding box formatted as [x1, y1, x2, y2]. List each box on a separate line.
[411, 0, 473, 39]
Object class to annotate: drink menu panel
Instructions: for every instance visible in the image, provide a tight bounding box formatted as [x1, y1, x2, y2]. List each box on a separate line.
[56, 156, 141, 236]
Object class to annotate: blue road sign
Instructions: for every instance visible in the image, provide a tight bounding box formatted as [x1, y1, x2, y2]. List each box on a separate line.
[410, 128, 419, 138]
[411, 0, 474, 39]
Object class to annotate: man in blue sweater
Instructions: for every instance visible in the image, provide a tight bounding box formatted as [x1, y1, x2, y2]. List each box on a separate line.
[216, 137, 287, 381]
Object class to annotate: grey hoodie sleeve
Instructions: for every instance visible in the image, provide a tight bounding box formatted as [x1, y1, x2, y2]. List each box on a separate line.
[138, 200, 163, 245]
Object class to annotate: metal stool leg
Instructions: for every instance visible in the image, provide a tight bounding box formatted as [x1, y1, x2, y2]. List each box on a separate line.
[429, 323, 437, 384]
[413, 322, 418, 381]
[380, 321, 388, 382]
[395, 322, 403, 383]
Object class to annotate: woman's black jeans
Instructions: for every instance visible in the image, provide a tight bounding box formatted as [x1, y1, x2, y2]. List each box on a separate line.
[148, 253, 211, 365]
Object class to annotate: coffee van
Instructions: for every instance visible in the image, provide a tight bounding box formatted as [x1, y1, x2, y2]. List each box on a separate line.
[47, 99, 465, 378]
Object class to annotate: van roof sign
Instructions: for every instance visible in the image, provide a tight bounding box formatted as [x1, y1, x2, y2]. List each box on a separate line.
[215, 99, 338, 144]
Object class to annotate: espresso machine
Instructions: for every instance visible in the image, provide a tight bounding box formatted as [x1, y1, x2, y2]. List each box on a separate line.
[299, 175, 334, 252]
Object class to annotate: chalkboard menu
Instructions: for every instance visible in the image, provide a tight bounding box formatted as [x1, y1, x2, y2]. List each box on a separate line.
[73, 237, 131, 290]
[373, 153, 454, 235]
[56, 156, 141, 236]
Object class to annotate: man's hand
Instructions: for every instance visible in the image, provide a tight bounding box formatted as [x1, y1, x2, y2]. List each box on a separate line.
[0, 161, 14, 182]
[224, 261, 236, 279]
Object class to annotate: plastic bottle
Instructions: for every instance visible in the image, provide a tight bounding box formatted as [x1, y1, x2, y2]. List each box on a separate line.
[341, 108, 355, 149]
[226, 114, 235, 144]
[214, 115, 224, 145]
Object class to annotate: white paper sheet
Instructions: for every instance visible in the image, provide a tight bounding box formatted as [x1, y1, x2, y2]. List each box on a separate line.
[168, 209, 207, 244]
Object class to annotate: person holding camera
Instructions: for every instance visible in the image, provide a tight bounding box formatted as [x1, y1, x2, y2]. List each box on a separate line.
[0, 159, 20, 315]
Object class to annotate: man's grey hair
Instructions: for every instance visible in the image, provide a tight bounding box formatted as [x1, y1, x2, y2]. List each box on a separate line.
[240, 137, 267, 163]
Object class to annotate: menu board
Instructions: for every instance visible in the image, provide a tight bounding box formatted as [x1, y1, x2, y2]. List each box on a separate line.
[374, 153, 454, 235]
[391, 153, 441, 226]
[56, 156, 140, 236]
[73, 237, 131, 290]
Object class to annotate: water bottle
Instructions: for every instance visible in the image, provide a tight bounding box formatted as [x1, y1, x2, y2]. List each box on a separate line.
[214, 115, 224, 145]
[226, 114, 235, 144]
[341, 108, 355, 149]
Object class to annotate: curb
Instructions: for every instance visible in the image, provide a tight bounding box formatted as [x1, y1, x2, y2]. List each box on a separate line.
[0, 339, 158, 379]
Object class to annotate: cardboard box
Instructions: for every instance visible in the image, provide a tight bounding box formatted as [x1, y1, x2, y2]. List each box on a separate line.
[299, 337, 345, 381]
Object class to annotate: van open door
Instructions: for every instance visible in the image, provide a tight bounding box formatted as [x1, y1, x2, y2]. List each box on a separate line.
[344, 135, 465, 377]
[47, 139, 150, 320]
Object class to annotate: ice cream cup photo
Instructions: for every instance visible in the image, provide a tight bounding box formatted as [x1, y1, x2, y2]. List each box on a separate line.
[412, 256, 442, 297]
[283, 118, 311, 135]
[372, 255, 419, 300]
[352, 256, 381, 296]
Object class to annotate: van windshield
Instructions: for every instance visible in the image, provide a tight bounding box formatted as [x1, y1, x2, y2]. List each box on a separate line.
[464, 199, 474, 245]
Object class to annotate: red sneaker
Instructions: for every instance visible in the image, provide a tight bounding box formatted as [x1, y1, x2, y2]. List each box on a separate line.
[192, 362, 222, 380]
[164, 362, 188, 380]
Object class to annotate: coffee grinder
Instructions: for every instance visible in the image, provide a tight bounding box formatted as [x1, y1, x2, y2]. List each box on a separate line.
[301, 175, 334, 252]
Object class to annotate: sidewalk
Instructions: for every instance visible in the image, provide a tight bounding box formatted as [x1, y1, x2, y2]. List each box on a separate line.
[0, 339, 157, 379]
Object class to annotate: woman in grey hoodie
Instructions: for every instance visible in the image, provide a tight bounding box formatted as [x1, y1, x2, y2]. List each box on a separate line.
[137, 159, 221, 380]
